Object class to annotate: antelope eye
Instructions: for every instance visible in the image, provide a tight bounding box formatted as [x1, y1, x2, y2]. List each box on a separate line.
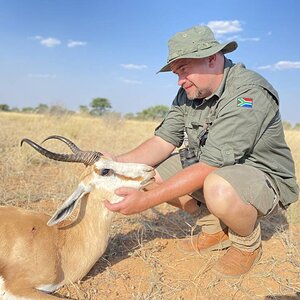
[100, 168, 112, 176]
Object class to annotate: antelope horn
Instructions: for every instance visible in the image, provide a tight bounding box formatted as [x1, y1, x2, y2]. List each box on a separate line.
[20, 138, 103, 166]
[42, 135, 81, 153]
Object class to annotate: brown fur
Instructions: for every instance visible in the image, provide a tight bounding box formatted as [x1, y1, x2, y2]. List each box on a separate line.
[0, 165, 112, 299]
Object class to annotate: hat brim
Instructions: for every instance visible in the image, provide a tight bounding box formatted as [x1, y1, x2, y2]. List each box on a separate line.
[158, 40, 238, 73]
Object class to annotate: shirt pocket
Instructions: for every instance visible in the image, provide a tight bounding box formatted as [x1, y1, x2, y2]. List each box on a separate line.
[184, 119, 204, 151]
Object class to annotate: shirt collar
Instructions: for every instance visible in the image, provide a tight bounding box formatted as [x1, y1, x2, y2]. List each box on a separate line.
[205, 58, 233, 101]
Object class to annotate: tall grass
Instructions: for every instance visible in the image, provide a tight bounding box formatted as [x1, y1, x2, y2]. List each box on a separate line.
[283, 130, 300, 223]
[0, 112, 157, 207]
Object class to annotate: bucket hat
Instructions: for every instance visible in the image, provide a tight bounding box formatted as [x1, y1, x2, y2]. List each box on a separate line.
[158, 25, 238, 72]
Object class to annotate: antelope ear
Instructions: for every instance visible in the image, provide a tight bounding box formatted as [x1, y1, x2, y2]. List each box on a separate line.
[47, 184, 90, 226]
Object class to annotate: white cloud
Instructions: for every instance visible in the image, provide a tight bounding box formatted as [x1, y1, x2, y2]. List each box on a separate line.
[40, 37, 61, 47]
[258, 61, 300, 70]
[31, 36, 87, 48]
[121, 78, 142, 84]
[237, 37, 260, 42]
[225, 35, 260, 42]
[207, 20, 243, 36]
[121, 64, 147, 70]
[30, 35, 43, 40]
[206, 21, 260, 44]
[67, 40, 87, 48]
[28, 73, 56, 79]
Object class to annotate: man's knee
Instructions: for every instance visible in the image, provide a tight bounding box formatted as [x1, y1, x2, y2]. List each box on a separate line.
[204, 172, 258, 222]
[203, 173, 236, 215]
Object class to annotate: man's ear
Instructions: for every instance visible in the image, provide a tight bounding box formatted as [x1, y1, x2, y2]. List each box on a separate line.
[208, 54, 217, 67]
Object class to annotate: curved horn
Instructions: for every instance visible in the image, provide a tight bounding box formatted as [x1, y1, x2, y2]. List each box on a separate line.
[42, 135, 81, 153]
[20, 138, 103, 166]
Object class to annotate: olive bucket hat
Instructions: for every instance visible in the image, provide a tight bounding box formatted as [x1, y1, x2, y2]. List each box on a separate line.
[158, 25, 238, 72]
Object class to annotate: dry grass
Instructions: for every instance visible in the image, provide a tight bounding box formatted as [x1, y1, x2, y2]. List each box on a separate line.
[1, 112, 300, 300]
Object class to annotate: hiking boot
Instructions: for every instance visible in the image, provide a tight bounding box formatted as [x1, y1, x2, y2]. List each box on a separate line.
[212, 246, 262, 278]
[177, 229, 231, 253]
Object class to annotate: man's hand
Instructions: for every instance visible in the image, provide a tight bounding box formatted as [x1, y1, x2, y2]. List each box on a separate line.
[104, 188, 151, 215]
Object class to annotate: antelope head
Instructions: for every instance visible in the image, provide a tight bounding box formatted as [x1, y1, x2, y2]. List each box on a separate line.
[21, 135, 155, 226]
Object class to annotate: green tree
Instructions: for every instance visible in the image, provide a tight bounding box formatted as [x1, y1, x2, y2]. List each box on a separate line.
[0, 104, 10, 111]
[90, 98, 112, 116]
[35, 103, 49, 114]
[137, 105, 169, 120]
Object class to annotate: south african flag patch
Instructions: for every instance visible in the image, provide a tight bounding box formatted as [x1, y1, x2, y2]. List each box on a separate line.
[237, 97, 253, 108]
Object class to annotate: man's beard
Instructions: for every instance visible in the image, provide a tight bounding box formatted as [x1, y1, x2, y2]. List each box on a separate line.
[186, 87, 203, 100]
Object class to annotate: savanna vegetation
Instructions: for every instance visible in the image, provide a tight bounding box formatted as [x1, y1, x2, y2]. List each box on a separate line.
[0, 111, 299, 299]
[0, 98, 170, 122]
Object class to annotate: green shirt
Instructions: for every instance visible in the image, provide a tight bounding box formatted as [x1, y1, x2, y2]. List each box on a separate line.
[155, 58, 299, 207]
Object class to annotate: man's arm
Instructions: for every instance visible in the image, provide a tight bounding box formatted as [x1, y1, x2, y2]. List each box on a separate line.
[105, 161, 218, 214]
[117, 135, 176, 166]
[146, 161, 217, 205]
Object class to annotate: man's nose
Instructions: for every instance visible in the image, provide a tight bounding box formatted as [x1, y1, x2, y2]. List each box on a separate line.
[178, 75, 186, 86]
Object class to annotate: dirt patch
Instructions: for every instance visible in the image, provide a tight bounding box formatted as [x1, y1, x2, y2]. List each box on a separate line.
[30, 199, 300, 300]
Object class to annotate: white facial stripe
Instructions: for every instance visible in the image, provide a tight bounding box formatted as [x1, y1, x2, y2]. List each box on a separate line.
[95, 159, 153, 178]
[92, 173, 142, 190]
[92, 158, 155, 204]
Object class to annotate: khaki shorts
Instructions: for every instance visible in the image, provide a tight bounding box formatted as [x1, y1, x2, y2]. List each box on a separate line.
[156, 153, 279, 216]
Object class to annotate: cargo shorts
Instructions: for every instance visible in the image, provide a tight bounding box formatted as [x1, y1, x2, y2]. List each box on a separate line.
[156, 153, 279, 216]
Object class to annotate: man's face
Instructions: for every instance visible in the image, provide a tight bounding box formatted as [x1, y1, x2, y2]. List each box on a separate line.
[170, 57, 215, 100]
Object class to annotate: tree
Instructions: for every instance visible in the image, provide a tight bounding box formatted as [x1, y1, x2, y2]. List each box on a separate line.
[90, 98, 112, 116]
[35, 103, 49, 114]
[0, 104, 10, 111]
[137, 105, 169, 120]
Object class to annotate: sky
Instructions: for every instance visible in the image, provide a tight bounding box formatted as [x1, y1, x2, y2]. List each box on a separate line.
[1, 0, 300, 124]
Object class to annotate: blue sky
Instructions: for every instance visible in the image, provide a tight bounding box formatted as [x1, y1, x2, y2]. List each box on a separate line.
[1, 0, 300, 124]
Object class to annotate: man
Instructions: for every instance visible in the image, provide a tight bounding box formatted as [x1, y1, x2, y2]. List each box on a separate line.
[105, 25, 299, 277]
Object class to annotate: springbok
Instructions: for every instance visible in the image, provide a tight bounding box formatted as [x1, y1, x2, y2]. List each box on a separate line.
[0, 136, 155, 299]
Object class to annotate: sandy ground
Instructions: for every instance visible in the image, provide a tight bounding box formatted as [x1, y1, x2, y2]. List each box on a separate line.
[31, 198, 300, 300]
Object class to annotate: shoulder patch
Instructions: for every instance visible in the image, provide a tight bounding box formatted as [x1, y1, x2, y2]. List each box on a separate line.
[237, 97, 253, 108]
